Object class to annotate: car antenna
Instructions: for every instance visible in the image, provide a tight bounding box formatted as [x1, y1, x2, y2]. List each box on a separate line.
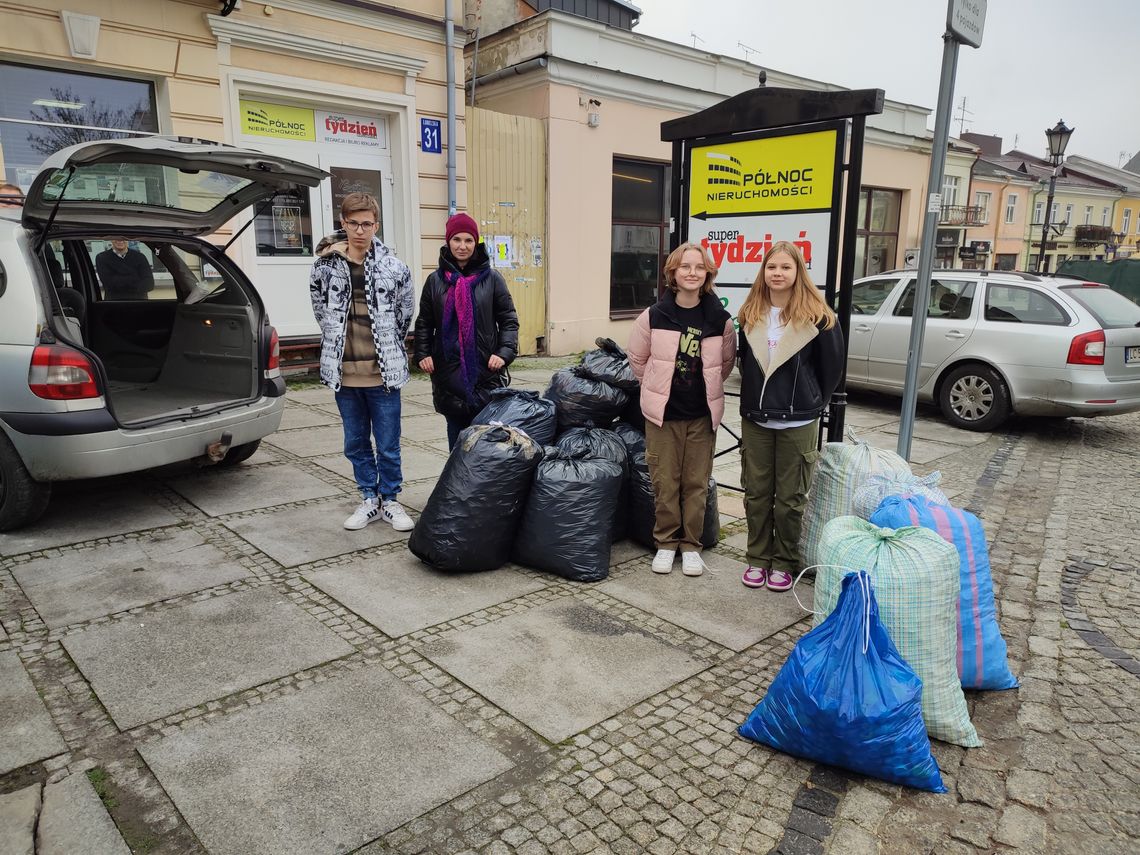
[33, 166, 77, 255]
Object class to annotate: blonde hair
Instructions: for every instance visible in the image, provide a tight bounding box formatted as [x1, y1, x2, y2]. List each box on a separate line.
[738, 241, 836, 331]
[663, 242, 718, 296]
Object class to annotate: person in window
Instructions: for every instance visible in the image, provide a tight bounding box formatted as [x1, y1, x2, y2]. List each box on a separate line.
[0, 183, 23, 207]
[95, 236, 154, 300]
[310, 192, 416, 533]
[737, 241, 844, 593]
[414, 213, 519, 449]
[626, 242, 736, 578]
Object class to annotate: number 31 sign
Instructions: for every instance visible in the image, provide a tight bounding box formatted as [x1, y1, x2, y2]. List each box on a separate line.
[420, 118, 442, 154]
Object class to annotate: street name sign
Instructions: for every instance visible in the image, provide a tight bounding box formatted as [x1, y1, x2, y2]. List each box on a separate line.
[948, 0, 987, 48]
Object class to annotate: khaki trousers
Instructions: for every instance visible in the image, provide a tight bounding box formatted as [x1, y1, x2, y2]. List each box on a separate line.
[644, 416, 715, 553]
[740, 418, 820, 573]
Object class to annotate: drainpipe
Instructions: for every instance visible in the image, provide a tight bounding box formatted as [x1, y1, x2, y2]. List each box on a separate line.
[468, 57, 549, 93]
[445, 0, 457, 216]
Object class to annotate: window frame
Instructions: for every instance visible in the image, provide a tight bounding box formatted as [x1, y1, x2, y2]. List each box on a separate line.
[1004, 193, 1018, 224]
[983, 283, 1071, 326]
[974, 190, 991, 223]
[854, 186, 902, 277]
[609, 155, 669, 319]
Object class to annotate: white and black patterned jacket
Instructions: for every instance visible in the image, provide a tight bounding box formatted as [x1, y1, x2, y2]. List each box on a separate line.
[309, 234, 414, 392]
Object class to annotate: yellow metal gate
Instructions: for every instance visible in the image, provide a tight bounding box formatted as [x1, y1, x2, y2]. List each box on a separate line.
[467, 108, 547, 355]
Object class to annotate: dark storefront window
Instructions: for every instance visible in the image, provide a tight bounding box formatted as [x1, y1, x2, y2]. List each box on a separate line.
[854, 187, 902, 277]
[611, 157, 669, 316]
[0, 62, 158, 191]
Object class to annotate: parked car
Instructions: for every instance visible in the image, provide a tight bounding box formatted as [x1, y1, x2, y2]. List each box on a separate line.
[0, 137, 327, 530]
[845, 269, 1140, 431]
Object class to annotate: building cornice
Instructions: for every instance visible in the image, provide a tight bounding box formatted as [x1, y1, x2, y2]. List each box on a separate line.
[206, 13, 430, 77]
[250, 0, 447, 44]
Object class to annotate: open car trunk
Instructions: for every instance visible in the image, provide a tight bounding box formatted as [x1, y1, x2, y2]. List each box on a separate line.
[46, 236, 266, 427]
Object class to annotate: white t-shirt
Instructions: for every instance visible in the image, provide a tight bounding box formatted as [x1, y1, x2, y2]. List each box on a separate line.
[763, 306, 812, 430]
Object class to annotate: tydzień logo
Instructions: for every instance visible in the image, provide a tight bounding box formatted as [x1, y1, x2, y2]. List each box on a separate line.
[689, 130, 837, 218]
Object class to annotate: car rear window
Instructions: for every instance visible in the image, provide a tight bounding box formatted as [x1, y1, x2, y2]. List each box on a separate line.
[1059, 285, 1140, 329]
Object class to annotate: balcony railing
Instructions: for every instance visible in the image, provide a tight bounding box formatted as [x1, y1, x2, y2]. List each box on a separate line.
[939, 205, 987, 227]
[1074, 224, 1115, 247]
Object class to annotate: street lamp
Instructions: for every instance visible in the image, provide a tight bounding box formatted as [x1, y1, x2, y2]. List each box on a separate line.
[1036, 119, 1074, 273]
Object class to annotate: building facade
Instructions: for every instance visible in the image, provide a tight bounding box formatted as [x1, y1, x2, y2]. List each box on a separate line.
[0, 0, 466, 340]
[1064, 155, 1140, 259]
[962, 159, 1037, 271]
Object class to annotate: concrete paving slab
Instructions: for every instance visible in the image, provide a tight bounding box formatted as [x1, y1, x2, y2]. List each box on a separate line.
[401, 397, 436, 415]
[139, 666, 512, 855]
[277, 405, 337, 431]
[725, 530, 748, 552]
[222, 498, 408, 567]
[876, 420, 991, 447]
[38, 774, 130, 855]
[308, 453, 356, 482]
[402, 413, 449, 441]
[284, 387, 334, 405]
[417, 599, 706, 742]
[0, 488, 179, 557]
[400, 445, 448, 482]
[395, 478, 437, 511]
[304, 553, 547, 637]
[599, 552, 810, 652]
[842, 406, 900, 431]
[610, 539, 649, 566]
[0, 652, 66, 775]
[165, 464, 341, 517]
[64, 589, 354, 729]
[0, 784, 40, 855]
[857, 431, 963, 465]
[263, 425, 345, 457]
[12, 528, 253, 628]
[243, 446, 280, 466]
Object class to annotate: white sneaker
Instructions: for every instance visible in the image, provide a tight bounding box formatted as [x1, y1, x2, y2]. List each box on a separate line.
[681, 552, 707, 577]
[381, 499, 415, 532]
[652, 548, 676, 574]
[344, 498, 381, 530]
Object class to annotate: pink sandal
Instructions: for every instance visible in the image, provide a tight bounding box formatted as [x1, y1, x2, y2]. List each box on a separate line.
[766, 570, 793, 592]
[741, 566, 767, 588]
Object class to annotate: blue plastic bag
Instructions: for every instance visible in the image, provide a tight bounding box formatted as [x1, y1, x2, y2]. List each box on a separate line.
[738, 571, 947, 793]
[870, 495, 1018, 691]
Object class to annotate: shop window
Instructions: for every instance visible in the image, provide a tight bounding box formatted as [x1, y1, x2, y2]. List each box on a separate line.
[610, 158, 669, 316]
[854, 187, 901, 277]
[995, 253, 1018, 271]
[0, 62, 158, 191]
[253, 188, 315, 257]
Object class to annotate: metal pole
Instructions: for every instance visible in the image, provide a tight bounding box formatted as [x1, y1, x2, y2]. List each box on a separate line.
[827, 115, 866, 442]
[897, 32, 960, 461]
[1036, 166, 1058, 272]
[444, 0, 457, 216]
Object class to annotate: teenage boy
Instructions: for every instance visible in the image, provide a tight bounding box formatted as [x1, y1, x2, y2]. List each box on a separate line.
[310, 193, 415, 532]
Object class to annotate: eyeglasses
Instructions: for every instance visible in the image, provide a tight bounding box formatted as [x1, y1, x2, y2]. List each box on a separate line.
[344, 220, 377, 232]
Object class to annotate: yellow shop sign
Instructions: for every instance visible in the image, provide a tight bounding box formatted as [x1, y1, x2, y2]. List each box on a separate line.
[240, 100, 315, 141]
[689, 130, 838, 217]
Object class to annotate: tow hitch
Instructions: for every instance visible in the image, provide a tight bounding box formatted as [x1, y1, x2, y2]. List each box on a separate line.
[204, 432, 233, 464]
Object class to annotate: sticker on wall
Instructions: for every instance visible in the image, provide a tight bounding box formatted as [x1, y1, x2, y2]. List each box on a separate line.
[240, 99, 315, 141]
[272, 205, 303, 249]
[530, 237, 543, 267]
[491, 236, 513, 268]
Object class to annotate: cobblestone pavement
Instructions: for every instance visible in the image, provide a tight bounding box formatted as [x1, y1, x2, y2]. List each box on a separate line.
[1, 362, 1138, 855]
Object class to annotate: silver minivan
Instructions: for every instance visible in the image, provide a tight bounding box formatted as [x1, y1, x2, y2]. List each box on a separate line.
[0, 137, 327, 530]
[846, 269, 1140, 430]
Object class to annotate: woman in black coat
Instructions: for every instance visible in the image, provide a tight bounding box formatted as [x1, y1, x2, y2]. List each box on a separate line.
[413, 213, 520, 449]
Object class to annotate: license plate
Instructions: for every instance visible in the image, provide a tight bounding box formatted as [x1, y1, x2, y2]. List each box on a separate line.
[1128, 346, 1140, 365]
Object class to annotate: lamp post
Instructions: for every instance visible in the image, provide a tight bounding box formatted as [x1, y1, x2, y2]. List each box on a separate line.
[1035, 119, 1074, 273]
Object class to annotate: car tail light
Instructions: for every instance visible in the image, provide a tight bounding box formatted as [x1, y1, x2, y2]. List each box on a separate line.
[265, 327, 281, 378]
[28, 345, 100, 399]
[1066, 329, 1105, 365]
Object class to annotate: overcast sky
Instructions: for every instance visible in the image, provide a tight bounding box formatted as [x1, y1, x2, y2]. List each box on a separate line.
[632, 0, 1137, 169]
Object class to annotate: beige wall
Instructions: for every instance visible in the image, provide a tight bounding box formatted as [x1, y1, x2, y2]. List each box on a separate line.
[963, 176, 1034, 262]
[860, 144, 930, 267]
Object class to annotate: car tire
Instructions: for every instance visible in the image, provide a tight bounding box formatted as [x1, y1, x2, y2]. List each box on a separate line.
[218, 439, 261, 467]
[938, 363, 1011, 432]
[0, 431, 52, 531]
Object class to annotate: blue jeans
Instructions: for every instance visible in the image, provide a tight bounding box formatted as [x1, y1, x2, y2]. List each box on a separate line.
[335, 386, 402, 501]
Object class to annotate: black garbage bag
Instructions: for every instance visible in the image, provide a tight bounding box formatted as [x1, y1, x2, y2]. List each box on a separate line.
[545, 366, 629, 430]
[512, 447, 624, 582]
[628, 451, 720, 550]
[555, 427, 629, 541]
[611, 421, 646, 458]
[409, 424, 542, 572]
[621, 387, 646, 431]
[471, 388, 557, 446]
[577, 337, 640, 391]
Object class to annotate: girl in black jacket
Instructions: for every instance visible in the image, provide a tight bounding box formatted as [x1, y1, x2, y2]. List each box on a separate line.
[736, 241, 844, 592]
[413, 213, 520, 448]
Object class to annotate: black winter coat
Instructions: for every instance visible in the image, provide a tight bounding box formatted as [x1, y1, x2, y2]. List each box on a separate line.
[413, 243, 520, 418]
[738, 314, 845, 425]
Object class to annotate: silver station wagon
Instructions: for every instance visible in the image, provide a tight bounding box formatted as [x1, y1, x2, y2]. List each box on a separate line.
[846, 269, 1140, 431]
[0, 138, 327, 530]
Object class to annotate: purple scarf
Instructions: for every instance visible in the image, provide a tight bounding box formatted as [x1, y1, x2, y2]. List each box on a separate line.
[441, 269, 484, 405]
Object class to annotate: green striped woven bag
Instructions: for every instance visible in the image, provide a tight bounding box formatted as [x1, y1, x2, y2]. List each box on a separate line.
[799, 429, 912, 572]
[813, 516, 982, 748]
